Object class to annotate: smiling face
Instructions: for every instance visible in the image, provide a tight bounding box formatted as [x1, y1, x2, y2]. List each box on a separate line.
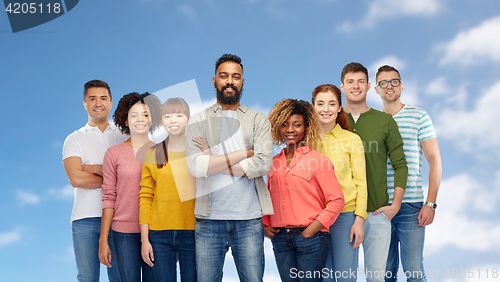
[314, 91, 341, 126]
[340, 71, 370, 104]
[375, 70, 403, 103]
[125, 103, 152, 136]
[163, 112, 189, 136]
[83, 87, 112, 125]
[213, 61, 244, 105]
[279, 114, 306, 146]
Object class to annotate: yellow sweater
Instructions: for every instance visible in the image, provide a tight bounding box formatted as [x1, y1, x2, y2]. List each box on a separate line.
[139, 149, 196, 230]
[313, 124, 368, 219]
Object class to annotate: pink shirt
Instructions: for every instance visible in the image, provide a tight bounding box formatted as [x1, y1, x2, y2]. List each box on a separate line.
[102, 142, 150, 233]
[262, 146, 345, 232]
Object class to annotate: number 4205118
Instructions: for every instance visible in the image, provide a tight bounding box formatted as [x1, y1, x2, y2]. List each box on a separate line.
[5, 3, 62, 14]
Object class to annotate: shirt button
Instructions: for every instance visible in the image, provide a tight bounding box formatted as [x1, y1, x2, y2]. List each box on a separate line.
[353, 129, 356, 132]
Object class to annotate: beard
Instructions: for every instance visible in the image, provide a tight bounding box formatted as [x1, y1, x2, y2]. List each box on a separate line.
[216, 84, 243, 105]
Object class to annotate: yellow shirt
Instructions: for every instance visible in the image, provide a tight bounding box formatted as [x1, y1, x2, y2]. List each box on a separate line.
[139, 149, 196, 230]
[313, 124, 368, 219]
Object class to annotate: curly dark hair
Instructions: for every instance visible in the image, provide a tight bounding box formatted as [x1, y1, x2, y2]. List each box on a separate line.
[215, 54, 243, 73]
[268, 99, 319, 147]
[113, 92, 162, 135]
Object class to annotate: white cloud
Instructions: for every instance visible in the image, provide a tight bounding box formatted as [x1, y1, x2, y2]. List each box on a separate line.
[434, 80, 500, 155]
[0, 228, 21, 246]
[47, 185, 74, 201]
[177, 4, 197, 20]
[370, 56, 407, 74]
[16, 190, 41, 206]
[339, 0, 441, 32]
[426, 173, 500, 255]
[437, 15, 500, 66]
[425, 76, 451, 96]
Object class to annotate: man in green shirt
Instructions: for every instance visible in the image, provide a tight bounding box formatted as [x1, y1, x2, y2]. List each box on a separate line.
[340, 62, 408, 282]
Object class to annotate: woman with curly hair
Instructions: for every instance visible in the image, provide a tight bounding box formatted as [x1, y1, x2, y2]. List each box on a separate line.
[139, 97, 197, 282]
[263, 99, 345, 282]
[99, 92, 161, 282]
[311, 85, 367, 282]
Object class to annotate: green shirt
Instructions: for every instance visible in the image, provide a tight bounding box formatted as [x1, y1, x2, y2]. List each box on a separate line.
[348, 108, 408, 212]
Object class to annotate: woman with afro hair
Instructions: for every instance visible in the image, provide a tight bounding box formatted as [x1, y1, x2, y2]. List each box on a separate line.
[99, 92, 161, 282]
[262, 99, 345, 282]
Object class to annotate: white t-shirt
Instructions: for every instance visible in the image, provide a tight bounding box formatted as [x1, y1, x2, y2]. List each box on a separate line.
[62, 123, 127, 223]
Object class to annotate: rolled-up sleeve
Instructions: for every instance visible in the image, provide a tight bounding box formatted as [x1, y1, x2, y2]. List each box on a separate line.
[239, 113, 273, 179]
[185, 112, 210, 178]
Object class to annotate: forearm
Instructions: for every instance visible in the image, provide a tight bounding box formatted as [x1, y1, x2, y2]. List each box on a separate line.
[219, 163, 247, 177]
[82, 164, 103, 176]
[303, 219, 325, 237]
[426, 157, 442, 203]
[391, 187, 405, 208]
[206, 150, 248, 176]
[354, 215, 364, 225]
[99, 208, 114, 243]
[140, 224, 150, 243]
[68, 170, 103, 189]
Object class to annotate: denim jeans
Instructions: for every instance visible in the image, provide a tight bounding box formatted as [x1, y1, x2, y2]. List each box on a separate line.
[363, 212, 391, 282]
[149, 229, 196, 282]
[271, 227, 330, 282]
[195, 218, 264, 282]
[72, 217, 121, 282]
[385, 202, 427, 282]
[112, 230, 154, 282]
[323, 212, 359, 282]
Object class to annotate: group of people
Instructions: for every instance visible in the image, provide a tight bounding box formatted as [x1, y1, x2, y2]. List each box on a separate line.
[62, 54, 442, 282]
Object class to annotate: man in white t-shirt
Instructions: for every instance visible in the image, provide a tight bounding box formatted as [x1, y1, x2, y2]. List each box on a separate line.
[375, 65, 442, 282]
[62, 80, 126, 282]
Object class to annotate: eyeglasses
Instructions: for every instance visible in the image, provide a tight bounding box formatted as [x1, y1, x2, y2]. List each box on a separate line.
[377, 79, 401, 88]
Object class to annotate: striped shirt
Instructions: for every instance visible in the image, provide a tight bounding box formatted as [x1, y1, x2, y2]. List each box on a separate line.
[387, 105, 436, 203]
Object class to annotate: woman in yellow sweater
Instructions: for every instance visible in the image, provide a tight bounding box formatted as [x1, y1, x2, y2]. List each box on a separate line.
[311, 84, 368, 282]
[139, 97, 196, 282]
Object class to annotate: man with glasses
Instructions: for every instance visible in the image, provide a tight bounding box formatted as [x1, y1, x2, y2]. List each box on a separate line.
[340, 62, 408, 282]
[375, 65, 442, 282]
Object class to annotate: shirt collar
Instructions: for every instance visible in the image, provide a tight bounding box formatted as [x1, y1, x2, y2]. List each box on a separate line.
[211, 102, 248, 113]
[277, 145, 312, 157]
[326, 123, 342, 138]
[83, 122, 118, 132]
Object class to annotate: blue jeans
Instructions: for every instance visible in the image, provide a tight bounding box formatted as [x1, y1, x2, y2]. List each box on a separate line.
[271, 227, 330, 282]
[323, 212, 359, 282]
[195, 218, 264, 282]
[72, 217, 120, 282]
[385, 202, 427, 282]
[149, 229, 197, 282]
[112, 230, 154, 282]
[363, 212, 391, 282]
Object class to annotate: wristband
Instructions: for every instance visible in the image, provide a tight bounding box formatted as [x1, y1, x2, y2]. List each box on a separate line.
[225, 154, 233, 175]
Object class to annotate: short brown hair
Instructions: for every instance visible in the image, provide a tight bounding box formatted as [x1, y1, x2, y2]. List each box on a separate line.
[341, 62, 368, 83]
[375, 65, 401, 82]
[84, 80, 111, 100]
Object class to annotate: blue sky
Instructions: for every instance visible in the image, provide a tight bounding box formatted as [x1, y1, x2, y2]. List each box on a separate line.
[1, 0, 500, 281]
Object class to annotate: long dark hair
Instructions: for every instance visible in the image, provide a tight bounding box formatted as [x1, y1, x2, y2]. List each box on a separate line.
[152, 98, 190, 168]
